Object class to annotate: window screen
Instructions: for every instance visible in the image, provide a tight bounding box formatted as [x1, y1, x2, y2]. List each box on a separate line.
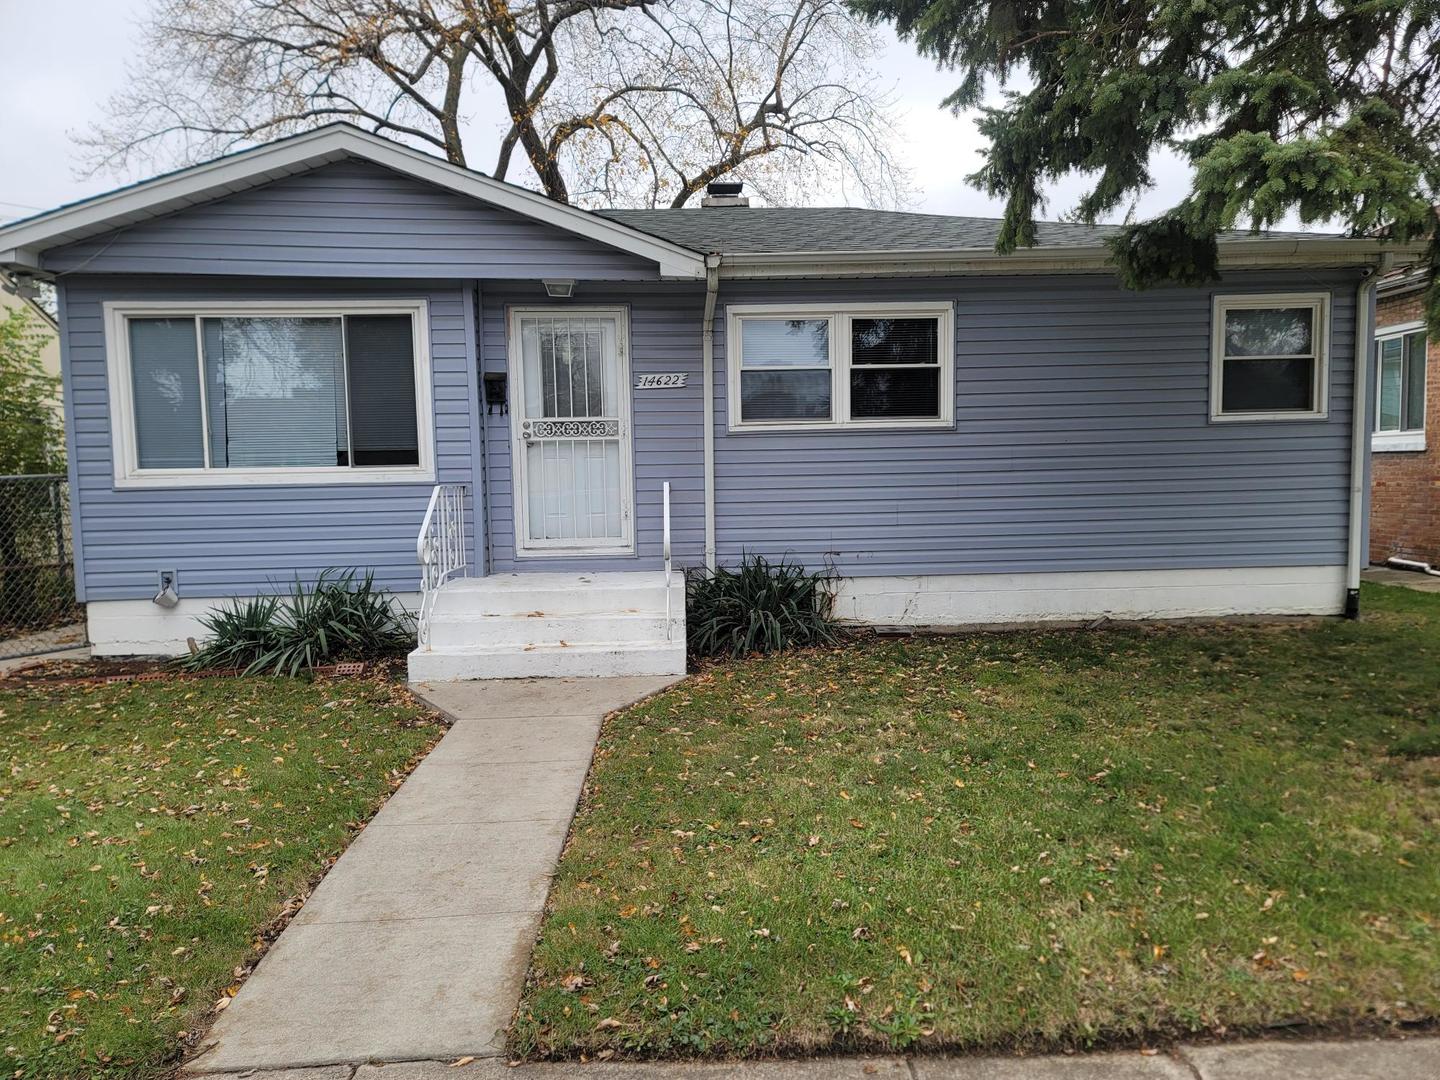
[345, 315, 420, 465]
[129, 318, 205, 469]
[1217, 303, 1322, 415]
[1377, 329, 1426, 434]
[202, 316, 345, 468]
[738, 318, 832, 422]
[849, 317, 942, 419]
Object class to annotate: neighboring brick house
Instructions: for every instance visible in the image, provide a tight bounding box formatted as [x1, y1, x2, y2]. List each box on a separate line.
[1370, 266, 1438, 565]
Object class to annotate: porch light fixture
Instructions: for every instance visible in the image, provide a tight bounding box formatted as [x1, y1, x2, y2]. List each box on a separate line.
[542, 278, 576, 299]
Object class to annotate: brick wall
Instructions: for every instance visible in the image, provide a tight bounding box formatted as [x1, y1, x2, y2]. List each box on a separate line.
[1369, 286, 1440, 565]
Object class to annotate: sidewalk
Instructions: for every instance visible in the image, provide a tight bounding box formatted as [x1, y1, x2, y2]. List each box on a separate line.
[184, 675, 682, 1075]
[1361, 566, 1440, 593]
[187, 1035, 1440, 1079]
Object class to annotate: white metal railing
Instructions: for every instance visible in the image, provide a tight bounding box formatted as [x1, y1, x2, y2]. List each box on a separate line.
[416, 483, 468, 648]
[662, 481, 673, 641]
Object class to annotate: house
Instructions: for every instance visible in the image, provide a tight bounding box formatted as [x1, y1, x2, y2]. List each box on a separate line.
[1369, 262, 1437, 567]
[0, 124, 1423, 680]
[0, 280, 63, 420]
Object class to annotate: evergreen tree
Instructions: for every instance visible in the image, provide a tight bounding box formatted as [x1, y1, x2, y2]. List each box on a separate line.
[850, 0, 1440, 321]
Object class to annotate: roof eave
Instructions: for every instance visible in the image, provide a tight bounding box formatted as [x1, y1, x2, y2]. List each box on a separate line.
[0, 125, 707, 280]
[716, 238, 1430, 279]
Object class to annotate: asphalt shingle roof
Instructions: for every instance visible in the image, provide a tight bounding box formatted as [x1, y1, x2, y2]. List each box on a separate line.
[595, 206, 1319, 255]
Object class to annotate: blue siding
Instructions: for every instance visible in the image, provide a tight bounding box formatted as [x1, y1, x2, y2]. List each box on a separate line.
[59, 262, 1363, 601]
[59, 275, 480, 599]
[713, 271, 1361, 575]
[480, 284, 708, 572]
[43, 160, 661, 281]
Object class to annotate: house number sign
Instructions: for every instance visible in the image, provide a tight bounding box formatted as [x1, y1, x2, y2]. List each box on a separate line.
[635, 372, 688, 389]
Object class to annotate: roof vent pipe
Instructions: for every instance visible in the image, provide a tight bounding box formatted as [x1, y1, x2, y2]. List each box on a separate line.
[701, 181, 749, 208]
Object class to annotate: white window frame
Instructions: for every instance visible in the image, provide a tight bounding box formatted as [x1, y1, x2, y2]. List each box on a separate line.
[104, 299, 435, 489]
[1372, 319, 1427, 452]
[726, 301, 955, 432]
[1209, 292, 1331, 422]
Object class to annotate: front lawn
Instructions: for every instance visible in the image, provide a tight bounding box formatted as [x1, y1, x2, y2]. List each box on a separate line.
[516, 583, 1440, 1057]
[0, 671, 443, 1079]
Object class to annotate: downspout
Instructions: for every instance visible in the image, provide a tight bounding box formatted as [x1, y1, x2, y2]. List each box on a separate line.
[1345, 253, 1393, 617]
[702, 254, 721, 570]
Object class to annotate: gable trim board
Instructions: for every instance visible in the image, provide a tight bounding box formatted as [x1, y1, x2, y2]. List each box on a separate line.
[0, 126, 705, 280]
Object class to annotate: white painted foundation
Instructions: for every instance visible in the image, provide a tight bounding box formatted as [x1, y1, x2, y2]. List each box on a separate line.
[828, 566, 1346, 625]
[86, 593, 421, 656]
[87, 565, 1346, 658]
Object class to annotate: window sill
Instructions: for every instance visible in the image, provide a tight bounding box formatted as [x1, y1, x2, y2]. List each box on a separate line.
[112, 466, 436, 490]
[727, 418, 955, 434]
[1372, 432, 1427, 453]
[1208, 410, 1329, 423]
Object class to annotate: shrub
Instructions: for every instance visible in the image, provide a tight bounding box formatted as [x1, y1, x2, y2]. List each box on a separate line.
[181, 569, 414, 675]
[686, 553, 840, 659]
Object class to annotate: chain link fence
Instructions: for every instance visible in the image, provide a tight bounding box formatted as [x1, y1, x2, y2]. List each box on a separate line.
[1, 474, 85, 661]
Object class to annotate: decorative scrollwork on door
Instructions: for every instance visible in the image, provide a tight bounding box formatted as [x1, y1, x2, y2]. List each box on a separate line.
[522, 418, 620, 441]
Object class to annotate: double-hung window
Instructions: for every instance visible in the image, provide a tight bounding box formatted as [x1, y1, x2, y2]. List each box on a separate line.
[1373, 322, 1427, 452]
[727, 302, 953, 430]
[105, 300, 433, 487]
[1210, 293, 1330, 421]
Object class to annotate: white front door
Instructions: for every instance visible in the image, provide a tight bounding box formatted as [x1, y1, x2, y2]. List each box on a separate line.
[508, 307, 634, 556]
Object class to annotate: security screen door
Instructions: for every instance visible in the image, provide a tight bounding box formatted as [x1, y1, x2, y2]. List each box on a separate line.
[510, 309, 633, 555]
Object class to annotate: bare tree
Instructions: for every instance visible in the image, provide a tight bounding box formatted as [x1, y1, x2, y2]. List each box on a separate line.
[80, 0, 906, 207]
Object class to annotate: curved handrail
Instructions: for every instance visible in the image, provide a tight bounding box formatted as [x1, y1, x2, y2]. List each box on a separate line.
[416, 483, 468, 649]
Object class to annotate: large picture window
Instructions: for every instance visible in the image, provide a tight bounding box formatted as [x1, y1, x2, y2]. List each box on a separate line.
[106, 301, 433, 487]
[1373, 322, 1427, 452]
[1210, 293, 1329, 421]
[727, 302, 953, 430]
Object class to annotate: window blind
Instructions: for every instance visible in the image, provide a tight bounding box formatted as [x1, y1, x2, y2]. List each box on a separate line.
[128, 318, 205, 469]
[345, 315, 419, 465]
[202, 317, 345, 467]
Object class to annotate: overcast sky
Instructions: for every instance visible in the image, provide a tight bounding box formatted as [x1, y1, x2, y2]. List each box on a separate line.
[0, 0, 1198, 226]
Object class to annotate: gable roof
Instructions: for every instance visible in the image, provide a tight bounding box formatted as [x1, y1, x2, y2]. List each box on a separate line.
[0, 124, 707, 280]
[1, 123, 1423, 282]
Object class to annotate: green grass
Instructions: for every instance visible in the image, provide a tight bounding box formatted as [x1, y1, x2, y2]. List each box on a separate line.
[515, 583, 1440, 1058]
[0, 673, 444, 1079]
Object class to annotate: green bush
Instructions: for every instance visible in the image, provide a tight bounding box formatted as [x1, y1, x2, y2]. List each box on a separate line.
[181, 569, 414, 675]
[686, 553, 840, 659]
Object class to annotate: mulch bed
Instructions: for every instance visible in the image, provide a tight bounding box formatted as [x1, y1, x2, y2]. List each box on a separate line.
[0, 656, 368, 689]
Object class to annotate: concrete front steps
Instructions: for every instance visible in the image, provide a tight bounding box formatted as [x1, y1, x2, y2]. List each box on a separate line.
[406, 571, 686, 681]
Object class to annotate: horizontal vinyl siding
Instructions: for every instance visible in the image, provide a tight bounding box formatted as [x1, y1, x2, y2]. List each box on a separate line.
[480, 284, 707, 571]
[713, 271, 1361, 576]
[43, 160, 660, 281]
[61, 275, 479, 600]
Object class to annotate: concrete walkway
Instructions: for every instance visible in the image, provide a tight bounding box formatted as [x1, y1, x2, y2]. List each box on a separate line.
[185, 675, 682, 1075]
[0, 624, 89, 675]
[1362, 565, 1440, 593]
[189, 1036, 1440, 1079]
